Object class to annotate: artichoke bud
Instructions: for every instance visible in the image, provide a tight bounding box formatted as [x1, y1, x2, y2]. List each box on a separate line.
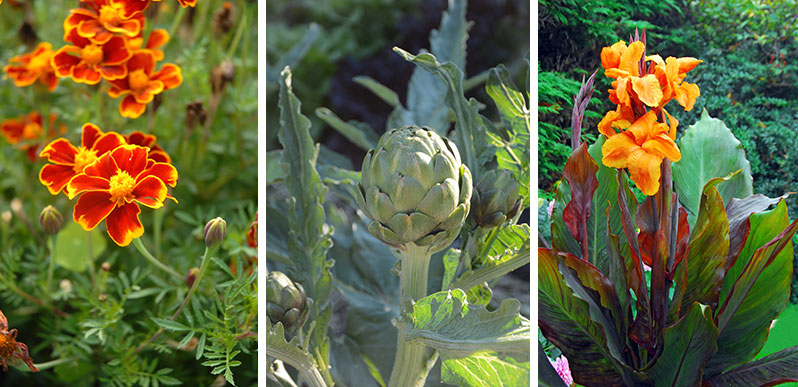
[357, 125, 472, 253]
[266, 271, 308, 333]
[470, 170, 522, 228]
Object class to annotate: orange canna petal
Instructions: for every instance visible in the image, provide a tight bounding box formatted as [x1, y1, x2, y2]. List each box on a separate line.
[663, 109, 679, 139]
[675, 82, 700, 111]
[615, 77, 631, 106]
[73, 191, 116, 230]
[601, 41, 624, 70]
[677, 57, 702, 75]
[132, 175, 167, 208]
[601, 131, 638, 169]
[39, 164, 78, 195]
[627, 110, 661, 143]
[626, 150, 664, 196]
[642, 133, 682, 162]
[105, 202, 144, 246]
[598, 110, 621, 137]
[631, 74, 663, 107]
[619, 41, 645, 77]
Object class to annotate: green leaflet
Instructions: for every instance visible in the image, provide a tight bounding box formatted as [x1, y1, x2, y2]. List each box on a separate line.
[266, 322, 327, 387]
[314, 107, 378, 151]
[673, 109, 753, 225]
[403, 289, 529, 356]
[451, 224, 530, 291]
[648, 302, 719, 387]
[441, 352, 530, 387]
[55, 222, 106, 273]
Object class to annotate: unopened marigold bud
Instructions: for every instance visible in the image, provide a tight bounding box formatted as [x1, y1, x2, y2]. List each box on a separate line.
[59, 279, 72, 293]
[39, 205, 63, 235]
[98, 294, 108, 302]
[1, 211, 11, 224]
[204, 217, 227, 247]
[101, 262, 111, 272]
[186, 267, 200, 288]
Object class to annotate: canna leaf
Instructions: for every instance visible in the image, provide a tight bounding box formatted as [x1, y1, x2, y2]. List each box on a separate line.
[551, 181, 582, 257]
[707, 200, 798, 376]
[648, 302, 719, 387]
[704, 345, 798, 386]
[562, 142, 599, 260]
[538, 248, 629, 386]
[724, 194, 788, 275]
[673, 109, 753, 225]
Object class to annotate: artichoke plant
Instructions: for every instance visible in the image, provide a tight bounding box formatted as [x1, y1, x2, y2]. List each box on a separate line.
[470, 169, 522, 228]
[355, 125, 472, 254]
[266, 271, 309, 334]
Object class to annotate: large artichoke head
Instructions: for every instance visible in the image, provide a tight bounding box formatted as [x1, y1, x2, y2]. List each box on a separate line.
[470, 169, 522, 228]
[356, 125, 472, 254]
[266, 271, 309, 333]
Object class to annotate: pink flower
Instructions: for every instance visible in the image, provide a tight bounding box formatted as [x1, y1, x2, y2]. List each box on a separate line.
[549, 355, 573, 386]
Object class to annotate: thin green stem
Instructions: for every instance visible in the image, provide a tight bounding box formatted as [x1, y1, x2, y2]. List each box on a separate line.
[388, 243, 435, 387]
[18, 357, 75, 373]
[46, 235, 56, 295]
[153, 209, 164, 259]
[132, 238, 181, 279]
[167, 7, 187, 40]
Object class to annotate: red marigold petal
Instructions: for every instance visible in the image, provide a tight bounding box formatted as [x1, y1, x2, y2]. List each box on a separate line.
[112, 144, 149, 176]
[115, 0, 148, 18]
[102, 36, 132, 65]
[178, 0, 197, 6]
[52, 47, 82, 77]
[99, 65, 127, 80]
[107, 19, 141, 38]
[153, 64, 182, 90]
[133, 175, 167, 208]
[105, 202, 144, 246]
[67, 174, 110, 199]
[39, 164, 77, 195]
[72, 62, 102, 85]
[138, 162, 177, 187]
[148, 149, 171, 164]
[83, 151, 118, 178]
[126, 131, 155, 147]
[120, 95, 147, 118]
[126, 51, 155, 74]
[73, 191, 116, 231]
[40, 138, 78, 164]
[146, 29, 169, 50]
[81, 123, 103, 148]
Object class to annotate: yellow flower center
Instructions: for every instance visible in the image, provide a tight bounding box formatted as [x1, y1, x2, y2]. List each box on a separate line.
[28, 53, 51, 73]
[73, 147, 98, 173]
[128, 69, 150, 93]
[109, 171, 136, 204]
[81, 44, 104, 66]
[22, 123, 40, 139]
[0, 333, 16, 358]
[98, 6, 121, 26]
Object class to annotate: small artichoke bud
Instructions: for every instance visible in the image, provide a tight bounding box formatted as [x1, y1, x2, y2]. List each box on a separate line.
[266, 271, 308, 333]
[186, 267, 200, 288]
[39, 205, 63, 235]
[204, 217, 227, 247]
[356, 125, 473, 253]
[470, 170, 522, 228]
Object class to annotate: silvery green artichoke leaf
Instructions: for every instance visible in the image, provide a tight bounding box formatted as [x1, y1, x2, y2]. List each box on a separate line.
[315, 107, 379, 151]
[441, 353, 530, 387]
[266, 321, 328, 387]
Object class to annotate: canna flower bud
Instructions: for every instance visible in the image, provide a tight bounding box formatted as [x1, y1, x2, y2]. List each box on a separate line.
[204, 217, 227, 247]
[39, 205, 63, 235]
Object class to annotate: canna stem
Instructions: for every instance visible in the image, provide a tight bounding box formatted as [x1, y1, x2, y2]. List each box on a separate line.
[388, 243, 434, 387]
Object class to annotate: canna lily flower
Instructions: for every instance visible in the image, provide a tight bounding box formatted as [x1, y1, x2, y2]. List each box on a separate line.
[125, 130, 171, 163]
[107, 51, 182, 118]
[52, 30, 132, 84]
[128, 28, 169, 61]
[3, 42, 59, 91]
[39, 123, 126, 195]
[602, 111, 681, 196]
[1, 112, 67, 162]
[0, 309, 38, 372]
[64, 0, 147, 44]
[66, 144, 178, 246]
[648, 55, 702, 111]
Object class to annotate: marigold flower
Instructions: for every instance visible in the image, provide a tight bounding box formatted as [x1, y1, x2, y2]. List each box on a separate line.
[602, 111, 681, 196]
[1, 112, 67, 162]
[39, 123, 126, 195]
[128, 28, 169, 61]
[64, 0, 147, 44]
[3, 42, 59, 91]
[107, 51, 182, 118]
[125, 131, 171, 163]
[52, 29, 132, 84]
[0, 309, 38, 372]
[66, 144, 178, 246]
[146, 0, 197, 8]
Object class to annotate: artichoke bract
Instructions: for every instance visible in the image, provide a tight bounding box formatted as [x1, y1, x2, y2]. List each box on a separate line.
[470, 169, 522, 228]
[266, 271, 308, 333]
[356, 125, 472, 253]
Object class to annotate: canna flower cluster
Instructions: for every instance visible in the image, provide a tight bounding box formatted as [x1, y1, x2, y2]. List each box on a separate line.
[598, 35, 702, 195]
[52, 0, 185, 118]
[39, 123, 177, 246]
[1, 112, 67, 162]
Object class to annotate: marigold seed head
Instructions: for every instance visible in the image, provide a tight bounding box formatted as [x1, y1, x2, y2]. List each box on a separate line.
[39, 205, 63, 235]
[204, 217, 227, 247]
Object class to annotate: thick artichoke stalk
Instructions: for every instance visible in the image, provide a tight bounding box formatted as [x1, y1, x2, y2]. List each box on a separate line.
[356, 126, 472, 387]
[356, 125, 472, 254]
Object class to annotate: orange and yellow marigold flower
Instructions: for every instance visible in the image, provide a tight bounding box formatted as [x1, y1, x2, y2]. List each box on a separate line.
[1, 112, 67, 162]
[64, 0, 147, 44]
[0, 309, 37, 373]
[125, 130, 171, 163]
[597, 37, 701, 195]
[52, 29, 132, 84]
[66, 144, 177, 246]
[3, 42, 59, 91]
[107, 51, 182, 118]
[39, 123, 126, 195]
[129, 29, 169, 61]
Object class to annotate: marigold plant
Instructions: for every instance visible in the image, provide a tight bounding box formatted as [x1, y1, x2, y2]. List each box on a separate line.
[3, 42, 58, 91]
